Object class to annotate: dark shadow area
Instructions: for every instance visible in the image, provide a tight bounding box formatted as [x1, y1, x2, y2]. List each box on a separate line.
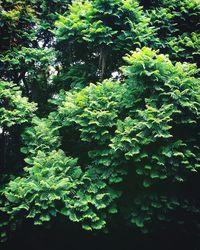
[0, 220, 199, 250]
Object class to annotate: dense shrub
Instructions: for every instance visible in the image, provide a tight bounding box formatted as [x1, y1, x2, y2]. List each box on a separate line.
[0, 0, 199, 246]
[1, 48, 199, 241]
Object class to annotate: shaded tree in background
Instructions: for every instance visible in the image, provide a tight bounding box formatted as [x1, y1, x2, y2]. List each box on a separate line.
[55, 0, 157, 86]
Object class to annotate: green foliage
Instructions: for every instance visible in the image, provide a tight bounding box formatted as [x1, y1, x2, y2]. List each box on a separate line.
[0, 0, 200, 246]
[0, 0, 38, 52]
[112, 48, 200, 182]
[0, 47, 56, 113]
[0, 80, 37, 176]
[55, 0, 157, 84]
[0, 0, 70, 51]
[55, 80, 124, 143]
[50, 48, 200, 232]
[0, 80, 37, 127]
[1, 149, 119, 239]
[0, 0, 70, 114]
[129, 193, 200, 233]
[20, 117, 61, 161]
[146, 0, 200, 65]
[1, 48, 199, 241]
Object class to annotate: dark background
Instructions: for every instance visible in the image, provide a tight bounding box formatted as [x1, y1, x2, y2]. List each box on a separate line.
[0, 220, 199, 250]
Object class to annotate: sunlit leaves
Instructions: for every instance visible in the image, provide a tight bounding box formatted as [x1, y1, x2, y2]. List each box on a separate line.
[55, 0, 157, 82]
[0, 80, 37, 127]
[1, 150, 119, 234]
[0, 0, 199, 244]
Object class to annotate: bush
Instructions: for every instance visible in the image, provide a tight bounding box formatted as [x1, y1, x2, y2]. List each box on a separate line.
[1, 48, 199, 241]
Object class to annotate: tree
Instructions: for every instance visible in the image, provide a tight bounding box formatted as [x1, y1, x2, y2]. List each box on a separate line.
[0, 80, 36, 173]
[0, 0, 200, 247]
[1, 48, 199, 242]
[54, 0, 157, 87]
[142, 0, 200, 66]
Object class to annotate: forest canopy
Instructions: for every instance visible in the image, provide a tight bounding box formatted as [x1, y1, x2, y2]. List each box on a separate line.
[0, 0, 200, 247]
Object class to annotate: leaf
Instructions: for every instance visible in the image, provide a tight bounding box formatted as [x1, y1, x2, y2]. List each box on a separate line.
[143, 178, 152, 188]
